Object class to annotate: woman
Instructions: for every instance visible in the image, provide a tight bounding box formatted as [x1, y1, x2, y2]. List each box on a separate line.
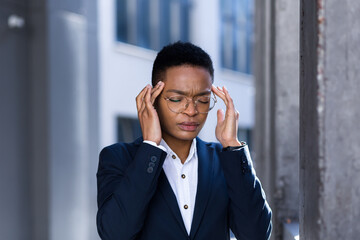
[96, 42, 272, 240]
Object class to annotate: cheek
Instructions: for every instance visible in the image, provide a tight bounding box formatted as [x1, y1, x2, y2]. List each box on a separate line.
[198, 114, 208, 126]
[156, 101, 174, 123]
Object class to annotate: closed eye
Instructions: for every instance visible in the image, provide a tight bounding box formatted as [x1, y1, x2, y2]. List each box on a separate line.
[168, 96, 184, 103]
[197, 97, 210, 104]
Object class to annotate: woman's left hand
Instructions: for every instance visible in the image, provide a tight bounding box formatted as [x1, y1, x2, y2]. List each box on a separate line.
[211, 85, 241, 148]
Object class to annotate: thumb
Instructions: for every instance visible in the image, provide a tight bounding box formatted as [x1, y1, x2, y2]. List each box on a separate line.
[217, 109, 225, 125]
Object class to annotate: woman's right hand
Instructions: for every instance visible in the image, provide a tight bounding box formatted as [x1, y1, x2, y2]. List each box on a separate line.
[136, 81, 165, 145]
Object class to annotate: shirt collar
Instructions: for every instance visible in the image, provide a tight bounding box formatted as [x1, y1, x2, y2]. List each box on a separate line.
[160, 138, 197, 164]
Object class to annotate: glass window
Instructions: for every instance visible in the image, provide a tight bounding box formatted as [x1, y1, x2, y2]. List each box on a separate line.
[117, 117, 142, 143]
[237, 127, 252, 149]
[220, 0, 254, 74]
[116, 0, 190, 51]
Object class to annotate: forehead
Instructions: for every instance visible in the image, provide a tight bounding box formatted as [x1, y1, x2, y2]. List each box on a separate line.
[163, 65, 212, 94]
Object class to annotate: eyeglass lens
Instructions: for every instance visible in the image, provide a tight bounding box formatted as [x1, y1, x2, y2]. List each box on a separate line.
[166, 95, 216, 113]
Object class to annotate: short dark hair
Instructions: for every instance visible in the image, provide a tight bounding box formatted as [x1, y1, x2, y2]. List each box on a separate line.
[151, 41, 214, 86]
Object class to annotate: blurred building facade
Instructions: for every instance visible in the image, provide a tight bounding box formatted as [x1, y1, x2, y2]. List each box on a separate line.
[99, 0, 256, 149]
[299, 1, 360, 239]
[1, 0, 256, 239]
[254, 1, 360, 240]
[1, 0, 99, 239]
[6, 0, 359, 240]
[254, 1, 300, 239]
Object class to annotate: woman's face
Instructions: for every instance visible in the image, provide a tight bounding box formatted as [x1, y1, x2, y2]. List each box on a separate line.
[156, 65, 213, 144]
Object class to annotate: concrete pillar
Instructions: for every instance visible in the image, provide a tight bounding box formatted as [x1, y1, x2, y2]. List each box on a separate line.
[47, 0, 99, 239]
[29, 0, 50, 239]
[1, 0, 99, 239]
[0, 1, 31, 239]
[300, 0, 360, 239]
[254, 1, 300, 239]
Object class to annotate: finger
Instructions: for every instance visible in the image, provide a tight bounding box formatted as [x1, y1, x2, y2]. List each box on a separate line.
[136, 85, 150, 110]
[141, 86, 152, 110]
[223, 86, 231, 98]
[151, 81, 165, 104]
[144, 84, 154, 109]
[217, 85, 225, 93]
[216, 86, 227, 99]
[136, 85, 150, 101]
[217, 86, 226, 96]
[150, 81, 164, 94]
[212, 86, 225, 98]
[150, 83, 159, 94]
[139, 87, 149, 113]
[212, 85, 225, 96]
[223, 86, 235, 113]
[212, 85, 228, 106]
[217, 109, 225, 125]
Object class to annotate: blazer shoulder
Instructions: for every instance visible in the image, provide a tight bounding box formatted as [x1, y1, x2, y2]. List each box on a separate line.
[196, 137, 223, 152]
[99, 137, 143, 163]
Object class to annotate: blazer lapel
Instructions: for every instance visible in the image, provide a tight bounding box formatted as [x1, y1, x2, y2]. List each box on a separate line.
[158, 170, 188, 236]
[190, 138, 214, 239]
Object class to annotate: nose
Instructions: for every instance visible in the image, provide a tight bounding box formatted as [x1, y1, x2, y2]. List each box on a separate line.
[183, 100, 198, 116]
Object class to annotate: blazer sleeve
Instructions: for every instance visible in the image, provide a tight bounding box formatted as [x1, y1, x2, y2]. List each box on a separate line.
[96, 142, 167, 240]
[219, 145, 272, 240]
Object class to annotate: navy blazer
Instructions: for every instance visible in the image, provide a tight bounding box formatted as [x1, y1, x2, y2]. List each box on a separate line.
[96, 137, 272, 240]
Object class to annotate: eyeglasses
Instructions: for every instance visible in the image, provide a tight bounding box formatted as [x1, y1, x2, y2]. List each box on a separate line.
[163, 93, 217, 114]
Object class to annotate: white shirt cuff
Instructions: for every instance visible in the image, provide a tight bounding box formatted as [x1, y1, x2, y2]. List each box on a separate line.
[143, 140, 167, 153]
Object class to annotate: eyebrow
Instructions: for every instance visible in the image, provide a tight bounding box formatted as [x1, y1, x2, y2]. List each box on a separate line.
[166, 89, 211, 96]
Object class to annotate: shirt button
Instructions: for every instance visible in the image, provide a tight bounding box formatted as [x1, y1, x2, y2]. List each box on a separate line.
[184, 204, 188, 209]
[181, 174, 186, 179]
[172, 155, 176, 159]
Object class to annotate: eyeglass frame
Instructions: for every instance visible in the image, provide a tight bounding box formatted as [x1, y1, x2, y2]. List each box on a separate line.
[161, 92, 217, 114]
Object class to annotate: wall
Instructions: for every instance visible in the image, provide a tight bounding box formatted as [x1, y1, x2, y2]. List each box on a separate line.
[98, 0, 255, 148]
[0, 1, 31, 239]
[300, 0, 360, 239]
[254, 0, 300, 239]
[0, 0, 99, 239]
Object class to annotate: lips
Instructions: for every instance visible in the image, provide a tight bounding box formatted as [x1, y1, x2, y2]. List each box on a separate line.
[177, 122, 200, 131]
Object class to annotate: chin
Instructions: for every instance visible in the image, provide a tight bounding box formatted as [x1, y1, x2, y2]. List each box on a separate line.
[161, 123, 204, 142]
[175, 129, 201, 141]
[179, 134, 198, 141]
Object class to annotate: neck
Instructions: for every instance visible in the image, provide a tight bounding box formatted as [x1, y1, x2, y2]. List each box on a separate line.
[162, 134, 193, 164]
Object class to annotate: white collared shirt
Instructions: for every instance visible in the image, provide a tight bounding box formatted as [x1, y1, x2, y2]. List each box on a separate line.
[144, 139, 198, 234]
